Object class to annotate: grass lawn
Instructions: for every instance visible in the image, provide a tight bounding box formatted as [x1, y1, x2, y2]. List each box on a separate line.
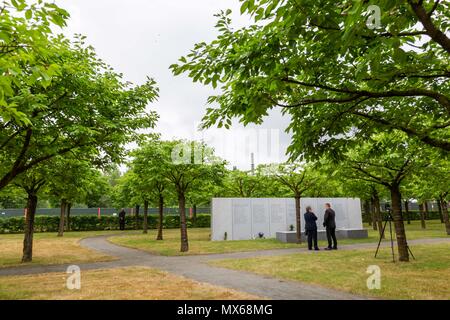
[0, 266, 260, 300]
[0, 220, 447, 267]
[209, 243, 450, 300]
[109, 220, 449, 256]
[353, 219, 450, 243]
[0, 231, 126, 268]
[109, 228, 302, 256]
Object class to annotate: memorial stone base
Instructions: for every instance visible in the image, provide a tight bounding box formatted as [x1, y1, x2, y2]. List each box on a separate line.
[276, 229, 369, 243]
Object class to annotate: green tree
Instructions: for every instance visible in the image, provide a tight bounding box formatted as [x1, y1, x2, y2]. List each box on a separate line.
[338, 166, 385, 237]
[0, 0, 69, 124]
[111, 172, 134, 210]
[172, 0, 450, 160]
[342, 132, 429, 262]
[13, 164, 48, 262]
[412, 157, 450, 234]
[158, 140, 225, 252]
[0, 29, 159, 191]
[46, 157, 98, 236]
[222, 169, 263, 197]
[127, 154, 172, 238]
[0, 184, 26, 209]
[84, 171, 113, 208]
[261, 163, 317, 243]
[406, 175, 434, 229]
[186, 181, 218, 225]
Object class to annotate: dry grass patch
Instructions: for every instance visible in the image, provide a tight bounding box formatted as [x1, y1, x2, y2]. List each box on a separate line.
[0, 231, 122, 268]
[0, 267, 261, 300]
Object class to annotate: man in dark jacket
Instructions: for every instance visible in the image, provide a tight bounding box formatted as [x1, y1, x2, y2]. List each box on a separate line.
[323, 203, 337, 250]
[119, 208, 126, 231]
[304, 206, 320, 251]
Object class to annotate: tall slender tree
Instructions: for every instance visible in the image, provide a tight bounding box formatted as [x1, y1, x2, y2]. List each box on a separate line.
[159, 140, 225, 252]
[14, 166, 48, 263]
[261, 163, 317, 244]
[342, 132, 427, 262]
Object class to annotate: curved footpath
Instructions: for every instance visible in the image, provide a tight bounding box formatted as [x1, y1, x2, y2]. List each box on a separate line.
[1, 236, 449, 300]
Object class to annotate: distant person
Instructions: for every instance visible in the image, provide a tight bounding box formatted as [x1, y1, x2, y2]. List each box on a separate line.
[323, 203, 337, 250]
[119, 208, 126, 231]
[304, 206, 319, 251]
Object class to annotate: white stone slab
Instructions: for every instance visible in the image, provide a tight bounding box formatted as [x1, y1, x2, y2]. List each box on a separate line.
[286, 200, 297, 230]
[231, 199, 252, 240]
[268, 198, 287, 238]
[211, 198, 233, 241]
[251, 198, 270, 239]
[211, 198, 364, 241]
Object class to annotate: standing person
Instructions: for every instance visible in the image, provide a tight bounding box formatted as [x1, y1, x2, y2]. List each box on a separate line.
[119, 208, 126, 231]
[304, 206, 320, 251]
[323, 203, 337, 250]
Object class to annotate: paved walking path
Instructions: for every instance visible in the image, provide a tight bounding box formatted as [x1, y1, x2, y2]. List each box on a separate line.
[1, 236, 449, 300]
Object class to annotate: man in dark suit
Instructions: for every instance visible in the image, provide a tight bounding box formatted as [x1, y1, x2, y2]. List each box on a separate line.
[304, 206, 320, 251]
[119, 208, 126, 231]
[323, 203, 337, 250]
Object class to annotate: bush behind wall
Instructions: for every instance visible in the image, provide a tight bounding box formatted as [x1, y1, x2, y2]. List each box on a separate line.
[0, 214, 211, 234]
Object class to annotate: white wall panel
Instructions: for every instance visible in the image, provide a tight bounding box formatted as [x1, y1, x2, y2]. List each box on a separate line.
[211, 198, 363, 241]
[251, 198, 270, 239]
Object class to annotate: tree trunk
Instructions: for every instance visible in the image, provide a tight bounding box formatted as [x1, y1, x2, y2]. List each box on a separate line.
[404, 200, 411, 224]
[372, 191, 383, 238]
[143, 200, 149, 234]
[157, 195, 164, 240]
[57, 199, 67, 237]
[22, 192, 38, 263]
[424, 201, 429, 220]
[192, 204, 197, 226]
[135, 204, 140, 230]
[364, 200, 372, 227]
[440, 197, 450, 235]
[66, 202, 72, 232]
[294, 195, 302, 244]
[369, 200, 377, 230]
[179, 192, 189, 252]
[436, 199, 444, 223]
[390, 184, 409, 262]
[419, 203, 426, 229]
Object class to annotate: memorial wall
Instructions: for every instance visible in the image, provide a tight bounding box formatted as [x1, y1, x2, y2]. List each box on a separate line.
[211, 198, 364, 241]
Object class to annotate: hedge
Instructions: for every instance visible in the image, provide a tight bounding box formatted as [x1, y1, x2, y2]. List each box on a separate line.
[0, 214, 211, 234]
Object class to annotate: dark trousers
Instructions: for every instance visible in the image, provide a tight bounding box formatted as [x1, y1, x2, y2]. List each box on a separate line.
[326, 227, 337, 249]
[307, 229, 319, 250]
[119, 220, 125, 231]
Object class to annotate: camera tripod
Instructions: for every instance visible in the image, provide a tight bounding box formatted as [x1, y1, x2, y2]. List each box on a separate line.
[374, 211, 415, 263]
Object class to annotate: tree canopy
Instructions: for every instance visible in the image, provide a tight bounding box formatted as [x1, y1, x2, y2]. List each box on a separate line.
[0, 2, 159, 190]
[171, 0, 450, 160]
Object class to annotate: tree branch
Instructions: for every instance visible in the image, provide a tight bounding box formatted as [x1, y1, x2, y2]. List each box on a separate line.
[351, 110, 450, 151]
[408, 0, 450, 54]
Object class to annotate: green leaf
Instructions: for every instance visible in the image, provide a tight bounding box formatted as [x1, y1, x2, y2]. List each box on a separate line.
[25, 9, 32, 19]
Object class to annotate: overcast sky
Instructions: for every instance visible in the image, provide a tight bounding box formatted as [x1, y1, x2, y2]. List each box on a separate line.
[57, 0, 292, 170]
